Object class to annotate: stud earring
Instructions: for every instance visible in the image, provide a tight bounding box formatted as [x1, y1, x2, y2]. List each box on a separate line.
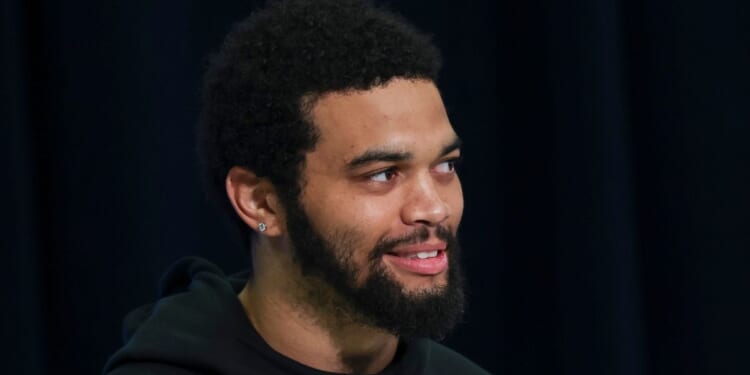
[258, 222, 267, 232]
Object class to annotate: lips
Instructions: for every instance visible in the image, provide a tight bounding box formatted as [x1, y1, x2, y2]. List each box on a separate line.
[383, 243, 448, 275]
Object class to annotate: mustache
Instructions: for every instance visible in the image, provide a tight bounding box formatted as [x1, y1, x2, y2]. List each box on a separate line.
[368, 225, 456, 262]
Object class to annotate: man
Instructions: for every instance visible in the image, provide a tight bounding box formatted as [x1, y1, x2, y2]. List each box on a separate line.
[104, 0, 489, 374]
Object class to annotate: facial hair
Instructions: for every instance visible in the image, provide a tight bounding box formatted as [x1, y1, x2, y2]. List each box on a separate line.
[283, 198, 466, 340]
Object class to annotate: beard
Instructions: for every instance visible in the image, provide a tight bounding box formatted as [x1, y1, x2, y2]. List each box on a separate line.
[283, 197, 466, 340]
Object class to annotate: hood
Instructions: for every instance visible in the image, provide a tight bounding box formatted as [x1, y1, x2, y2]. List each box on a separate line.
[103, 257, 260, 374]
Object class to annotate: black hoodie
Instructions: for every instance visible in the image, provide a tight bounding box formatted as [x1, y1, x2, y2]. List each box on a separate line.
[103, 257, 491, 375]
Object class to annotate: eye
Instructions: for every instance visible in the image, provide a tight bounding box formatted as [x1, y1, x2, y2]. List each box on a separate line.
[368, 168, 398, 182]
[434, 158, 460, 174]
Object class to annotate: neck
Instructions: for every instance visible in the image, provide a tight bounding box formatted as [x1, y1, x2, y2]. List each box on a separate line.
[238, 239, 399, 374]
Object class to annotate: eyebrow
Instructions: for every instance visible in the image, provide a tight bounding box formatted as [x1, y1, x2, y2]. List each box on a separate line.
[346, 149, 413, 170]
[440, 137, 463, 157]
[346, 136, 463, 170]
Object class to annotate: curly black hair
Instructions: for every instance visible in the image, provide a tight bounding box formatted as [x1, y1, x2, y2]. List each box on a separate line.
[197, 0, 442, 247]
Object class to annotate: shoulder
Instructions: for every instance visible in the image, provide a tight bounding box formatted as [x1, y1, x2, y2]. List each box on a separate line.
[422, 340, 493, 375]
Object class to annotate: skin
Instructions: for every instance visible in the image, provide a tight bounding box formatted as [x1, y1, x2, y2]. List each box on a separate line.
[227, 78, 463, 374]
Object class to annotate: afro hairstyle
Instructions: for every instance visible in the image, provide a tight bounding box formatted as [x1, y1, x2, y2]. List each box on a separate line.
[197, 0, 442, 248]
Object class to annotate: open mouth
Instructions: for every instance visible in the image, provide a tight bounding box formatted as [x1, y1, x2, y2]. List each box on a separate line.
[390, 250, 440, 259]
[382, 250, 448, 275]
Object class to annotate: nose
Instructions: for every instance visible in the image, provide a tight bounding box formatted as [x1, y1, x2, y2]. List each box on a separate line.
[401, 173, 450, 227]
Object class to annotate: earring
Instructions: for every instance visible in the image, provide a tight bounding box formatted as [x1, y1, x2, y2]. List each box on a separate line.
[258, 222, 267, 233]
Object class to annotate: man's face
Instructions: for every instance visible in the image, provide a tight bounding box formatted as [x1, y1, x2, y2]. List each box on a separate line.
[284, 78, 465, 338]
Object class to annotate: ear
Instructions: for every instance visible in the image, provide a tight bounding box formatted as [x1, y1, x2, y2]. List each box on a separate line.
[225, 166, 284, 237]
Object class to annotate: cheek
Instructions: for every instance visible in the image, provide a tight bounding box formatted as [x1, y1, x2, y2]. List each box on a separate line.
[344, 200, 398, 261]
[342, 197, 399, 251]
[303, 185, 394, 243]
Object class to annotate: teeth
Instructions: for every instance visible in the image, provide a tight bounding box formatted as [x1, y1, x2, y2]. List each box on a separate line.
[414, 250, 438, 259]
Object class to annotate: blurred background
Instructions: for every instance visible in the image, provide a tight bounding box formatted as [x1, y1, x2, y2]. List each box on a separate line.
[2, 0, 748, 374]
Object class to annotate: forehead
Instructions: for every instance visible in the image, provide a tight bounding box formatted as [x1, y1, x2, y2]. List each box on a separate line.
[308, 79, 456, 163]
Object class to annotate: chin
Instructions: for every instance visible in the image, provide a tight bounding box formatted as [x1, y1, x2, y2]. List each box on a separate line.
[386, 267, 450, 293]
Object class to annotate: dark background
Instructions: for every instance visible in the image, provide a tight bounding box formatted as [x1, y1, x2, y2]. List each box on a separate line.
[2, 0, 748, 374]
